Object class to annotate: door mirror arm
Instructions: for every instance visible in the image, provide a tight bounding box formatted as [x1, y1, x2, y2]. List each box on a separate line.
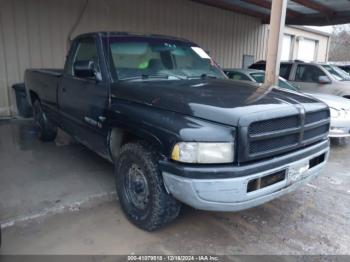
[94, 71, 103, 82]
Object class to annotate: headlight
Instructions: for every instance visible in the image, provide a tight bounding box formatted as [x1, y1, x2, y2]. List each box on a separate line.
[330, 127, 349, 135]
[330, 107, 346, 119]
[171, 142, 234, 164]
[330, 107, 341, 118]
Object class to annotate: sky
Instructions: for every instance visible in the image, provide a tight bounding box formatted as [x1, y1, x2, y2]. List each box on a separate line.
[306, 26, 333, 34]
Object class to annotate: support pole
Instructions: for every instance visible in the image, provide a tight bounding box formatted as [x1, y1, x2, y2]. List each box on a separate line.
[264, 0, 288, 86]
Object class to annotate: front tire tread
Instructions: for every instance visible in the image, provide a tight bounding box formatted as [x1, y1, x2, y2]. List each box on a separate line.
[115, 141, 181, 231]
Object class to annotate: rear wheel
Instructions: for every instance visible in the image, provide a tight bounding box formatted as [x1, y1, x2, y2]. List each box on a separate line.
[115, 142, 181, 231]
[33, 100, 57, 141]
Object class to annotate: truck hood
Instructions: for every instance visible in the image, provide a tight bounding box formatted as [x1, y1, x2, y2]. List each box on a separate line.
[111, 79, 320, 126]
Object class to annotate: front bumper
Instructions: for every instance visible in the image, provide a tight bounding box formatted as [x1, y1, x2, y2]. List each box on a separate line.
[329, 127, 350, 138]
[162, 142, 329, 212]
[329, 117, 350, 138]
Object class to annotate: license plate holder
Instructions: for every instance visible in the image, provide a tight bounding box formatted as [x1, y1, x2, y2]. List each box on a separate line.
[288, 160, 310, 184]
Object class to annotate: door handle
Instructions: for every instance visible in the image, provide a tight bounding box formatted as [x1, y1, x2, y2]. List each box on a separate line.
[62, 87, 67, 92]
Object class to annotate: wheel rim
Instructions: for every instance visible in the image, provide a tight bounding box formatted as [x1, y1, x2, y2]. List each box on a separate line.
[124, 164, 150, 210]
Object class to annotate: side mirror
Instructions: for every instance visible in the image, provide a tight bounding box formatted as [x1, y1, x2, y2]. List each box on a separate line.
[318, 76, 331, 85]
[74, 60, 96, 78]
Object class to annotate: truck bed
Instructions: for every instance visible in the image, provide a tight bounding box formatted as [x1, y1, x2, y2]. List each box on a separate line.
[29, 68, 64, 76]
[25, 68, 63, 123]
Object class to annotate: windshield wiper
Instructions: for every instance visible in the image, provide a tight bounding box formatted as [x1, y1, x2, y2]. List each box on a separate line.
[188, 74, 218, 80]
[120, 74, 185, 81]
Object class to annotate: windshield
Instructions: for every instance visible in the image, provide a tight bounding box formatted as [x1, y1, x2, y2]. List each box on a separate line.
[278, 78, 298, 91]
[108, 37, 226, 81]
[322, 65, 350, 81]
[250, 72, 265, 83]
[250, 72, 298, 91]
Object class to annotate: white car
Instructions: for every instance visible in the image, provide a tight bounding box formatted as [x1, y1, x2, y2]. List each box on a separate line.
[310, 93, 350, 138]
[249, 60, 350, 98]
[249, 61, 350, 99]
[224, 69, 350, 139]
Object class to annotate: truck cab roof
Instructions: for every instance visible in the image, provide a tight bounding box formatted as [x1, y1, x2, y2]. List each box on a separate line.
[73, 31, 195, 45]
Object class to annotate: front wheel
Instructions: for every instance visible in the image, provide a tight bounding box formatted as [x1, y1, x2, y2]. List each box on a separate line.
[32, 100, 57, 142]
[115, 142, 181, 231]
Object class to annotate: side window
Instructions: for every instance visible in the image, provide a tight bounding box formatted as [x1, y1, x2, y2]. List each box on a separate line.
[279, 64, 292, 79]
[69, 37, 101, 78]
[295, 65, 326, 83]
[227, 72, 250, 81]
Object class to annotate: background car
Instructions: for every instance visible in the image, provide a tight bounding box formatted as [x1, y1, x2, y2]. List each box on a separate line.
[338, 65, 350, 75]
[224, 68, 350, 141]
[224, 68, 294, 90]
[249, 60, 350, 99]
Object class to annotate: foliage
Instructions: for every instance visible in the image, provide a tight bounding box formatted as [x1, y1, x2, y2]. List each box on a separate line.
[329, 25, 350, 62]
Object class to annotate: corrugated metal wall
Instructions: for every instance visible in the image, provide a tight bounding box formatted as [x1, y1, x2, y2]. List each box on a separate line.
[0, 0, 269, 117]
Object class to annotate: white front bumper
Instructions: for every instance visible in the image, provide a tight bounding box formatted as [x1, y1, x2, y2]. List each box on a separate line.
[329, 117, 350, 138]
[163, 149, 329, 212]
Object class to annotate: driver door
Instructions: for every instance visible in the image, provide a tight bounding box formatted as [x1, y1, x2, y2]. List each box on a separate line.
[58, 36, 109, 156]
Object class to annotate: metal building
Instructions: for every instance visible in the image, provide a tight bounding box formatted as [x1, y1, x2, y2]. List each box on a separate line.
[0, 0, 270, 117]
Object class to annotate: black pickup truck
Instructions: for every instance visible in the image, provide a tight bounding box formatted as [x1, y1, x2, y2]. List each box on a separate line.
[25, 32, 330, 231]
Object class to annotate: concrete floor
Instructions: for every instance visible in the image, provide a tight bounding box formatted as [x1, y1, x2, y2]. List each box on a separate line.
[0, 119, 350, 255]
[0, 120, 115, 224]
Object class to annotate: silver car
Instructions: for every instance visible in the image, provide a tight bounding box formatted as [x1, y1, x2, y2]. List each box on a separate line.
[224, 69, 350, 139]
[249, 61, 350, 99]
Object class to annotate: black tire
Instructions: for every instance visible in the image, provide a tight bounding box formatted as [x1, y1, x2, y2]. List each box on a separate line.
[115, 142, 181, 231]
[32, 100, 57, 142]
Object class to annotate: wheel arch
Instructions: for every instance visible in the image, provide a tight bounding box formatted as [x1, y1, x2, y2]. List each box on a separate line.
[108, 126, 165, 162]
[29, 90, 40, 105]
